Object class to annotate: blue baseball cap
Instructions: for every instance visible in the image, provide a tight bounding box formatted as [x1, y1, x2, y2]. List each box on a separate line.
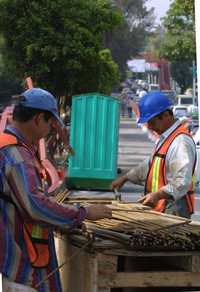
[20, 88, 64, 128]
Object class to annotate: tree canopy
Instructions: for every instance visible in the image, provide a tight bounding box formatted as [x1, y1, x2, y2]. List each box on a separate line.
[159, 0, 195, 62]
[159, 0, 195, 93]
[170, 60, 193, 93]
[104, 0, 155, 76]
[0, 0, 121, 97]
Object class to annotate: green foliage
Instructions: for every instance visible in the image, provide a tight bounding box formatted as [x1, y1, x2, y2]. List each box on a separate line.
[98, 49, 119, 94]
[105, 0, 155, 77]
[0, 70, 23, 105]
[159, 0, 195, 92]
[146, 25, 165, 57]
[0, 34, 23, 103]
[159, 0, 195, 62]
[171, 61, 193, 93]
[0, 0, 121, 97]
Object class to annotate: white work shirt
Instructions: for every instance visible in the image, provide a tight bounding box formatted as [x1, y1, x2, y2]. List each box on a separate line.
[127, 120, 196, 200]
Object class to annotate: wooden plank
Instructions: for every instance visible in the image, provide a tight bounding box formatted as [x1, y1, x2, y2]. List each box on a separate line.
[98, 271, 200, 288]
[103, 249, 200, 257]
[148, 210, 190, 221]
[173, 255, 200, 272]
[85, 253, 99, 292]
[54, 235, 69, 292]
[98, 254, 117, 274]
[64, 241, 99, 292]
[62, 239, 200, 291]
[191, 255, 200, 272]
[97, 254, 117, 292]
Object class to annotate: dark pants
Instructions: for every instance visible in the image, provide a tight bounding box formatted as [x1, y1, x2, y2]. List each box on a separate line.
[127, 107, 132, 118]
[165, 198, 191, 218]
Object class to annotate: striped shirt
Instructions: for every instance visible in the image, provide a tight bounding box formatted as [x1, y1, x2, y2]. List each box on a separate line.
[0, 126, 86, 291]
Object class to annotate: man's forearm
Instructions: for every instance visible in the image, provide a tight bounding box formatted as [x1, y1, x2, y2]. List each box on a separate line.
[127, 159, 149, 185]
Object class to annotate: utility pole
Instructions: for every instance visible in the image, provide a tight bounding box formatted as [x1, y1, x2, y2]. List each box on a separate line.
[192, 60, 196, 105]
[195, 0, 200, 125]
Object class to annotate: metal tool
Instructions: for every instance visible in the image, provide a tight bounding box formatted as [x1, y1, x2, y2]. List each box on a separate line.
[114, 188, 122, 201]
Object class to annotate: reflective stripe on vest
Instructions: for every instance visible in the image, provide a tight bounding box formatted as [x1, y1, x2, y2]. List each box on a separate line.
[0, 132, 50, 268]
[23, 223, 49, 268]
[145, 124, 196, 214]
[152, 157, 162, 192]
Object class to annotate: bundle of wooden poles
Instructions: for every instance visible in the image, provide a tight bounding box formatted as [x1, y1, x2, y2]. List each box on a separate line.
[54, 190, 200, 252]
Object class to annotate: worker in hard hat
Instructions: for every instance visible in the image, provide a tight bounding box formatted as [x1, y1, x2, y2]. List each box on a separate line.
[0, 88, 112, 292]
[112, 91, 196, 218]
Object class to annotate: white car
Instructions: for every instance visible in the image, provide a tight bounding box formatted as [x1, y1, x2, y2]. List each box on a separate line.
[176, 94, 194, 106]
[173, 105, 189, 119]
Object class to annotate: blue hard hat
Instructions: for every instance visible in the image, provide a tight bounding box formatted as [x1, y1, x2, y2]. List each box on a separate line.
[20, 88, 64, 127]
[138, 91, 172, 124]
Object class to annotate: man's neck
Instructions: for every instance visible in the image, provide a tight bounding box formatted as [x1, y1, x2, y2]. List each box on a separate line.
[11, 121, 37, 145]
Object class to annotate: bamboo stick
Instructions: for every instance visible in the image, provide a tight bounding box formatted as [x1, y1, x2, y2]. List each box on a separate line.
[61, 200, 200, 251]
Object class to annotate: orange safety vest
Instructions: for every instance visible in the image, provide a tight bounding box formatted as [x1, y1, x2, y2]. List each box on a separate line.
[0, 132, 50, 268]
[145, 124, 196, 214]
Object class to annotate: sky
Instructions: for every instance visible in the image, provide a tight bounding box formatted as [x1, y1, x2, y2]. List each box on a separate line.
[146, 0, 171, 23]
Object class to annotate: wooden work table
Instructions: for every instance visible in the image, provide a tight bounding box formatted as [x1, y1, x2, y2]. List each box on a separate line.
[54, 193, 200, 291]
[56, 236, 200, 292]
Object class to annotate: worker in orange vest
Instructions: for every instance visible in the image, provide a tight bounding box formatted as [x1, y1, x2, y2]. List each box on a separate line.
[112, 91, 196, 218]
[0, 88, 112, 292]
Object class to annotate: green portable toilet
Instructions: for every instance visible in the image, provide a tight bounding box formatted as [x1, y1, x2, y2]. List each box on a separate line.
[67, 93, 120, 189]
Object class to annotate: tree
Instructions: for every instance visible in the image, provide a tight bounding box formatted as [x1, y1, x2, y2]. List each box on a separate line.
[159, 0, 195, 92]
[145, 25, 165, 57]
[104, 0, 155, 77]
[170, 61, 193, 93]
[0, 0, 121, 97]
[160, 0, 195, 62]
[0, 71, 23, 105]
[0, 35, 23, 104]
[98, 49, 119, 94]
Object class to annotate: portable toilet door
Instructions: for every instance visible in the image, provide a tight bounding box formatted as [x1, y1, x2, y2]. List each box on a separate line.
[67, 93, 120, 189]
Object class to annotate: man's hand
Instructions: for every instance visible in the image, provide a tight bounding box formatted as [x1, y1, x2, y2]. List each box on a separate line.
[137, 190, 172, 207]
[85, 204, 112, 220]
[111, 175, 128, 190]
[137, 193, 158, 207]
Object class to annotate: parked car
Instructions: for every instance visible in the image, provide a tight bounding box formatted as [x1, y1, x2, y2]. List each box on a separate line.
[176, 94, 194, 106]
[173, 105, 189, 119]
[173, 105, 199, 135]
[188, 105, 199, 134]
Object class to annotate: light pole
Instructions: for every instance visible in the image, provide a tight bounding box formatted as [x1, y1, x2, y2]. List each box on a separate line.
[195, 0, 200, 125]
[192, 60, 196, 105]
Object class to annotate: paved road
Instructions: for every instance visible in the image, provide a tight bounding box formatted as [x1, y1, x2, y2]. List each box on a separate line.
[117, 119, 200, 222]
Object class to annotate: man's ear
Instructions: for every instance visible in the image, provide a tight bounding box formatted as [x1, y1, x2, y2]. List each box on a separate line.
[34, 113, 43, 126]
[160, 111, 168, 119]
